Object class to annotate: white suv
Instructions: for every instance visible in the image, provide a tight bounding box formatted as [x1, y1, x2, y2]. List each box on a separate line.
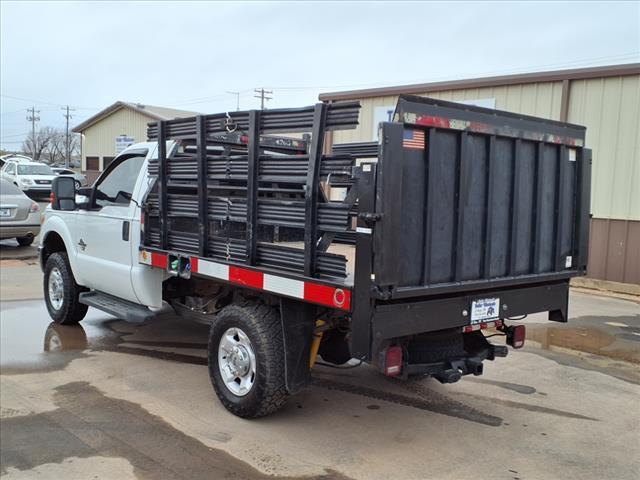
[1, 160, 57, 195]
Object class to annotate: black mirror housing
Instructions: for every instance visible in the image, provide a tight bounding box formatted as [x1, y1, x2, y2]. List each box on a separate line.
[51, 176, 77, 211]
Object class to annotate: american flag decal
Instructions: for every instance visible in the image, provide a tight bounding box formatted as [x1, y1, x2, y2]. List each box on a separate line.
[403, 129, 425, 150]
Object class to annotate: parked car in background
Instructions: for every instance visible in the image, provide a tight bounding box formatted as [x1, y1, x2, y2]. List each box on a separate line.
[0, 159, 57, 195]
[0, 178, 41, 246]
[52, 167, 87, 188]
[0, 154, 33, 169]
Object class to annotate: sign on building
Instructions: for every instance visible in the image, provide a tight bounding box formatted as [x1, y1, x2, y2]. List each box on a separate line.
[372, 106, 395, 140]
[115, 135, 135, 154]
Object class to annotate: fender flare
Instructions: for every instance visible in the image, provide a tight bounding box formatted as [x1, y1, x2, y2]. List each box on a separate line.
[40, 215, 85, 285]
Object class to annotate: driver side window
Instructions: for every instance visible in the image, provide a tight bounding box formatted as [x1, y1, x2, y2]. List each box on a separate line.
[95, 155, 145, 208]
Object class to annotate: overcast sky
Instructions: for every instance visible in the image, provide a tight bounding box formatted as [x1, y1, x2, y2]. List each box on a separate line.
[1, 0, 639, 150]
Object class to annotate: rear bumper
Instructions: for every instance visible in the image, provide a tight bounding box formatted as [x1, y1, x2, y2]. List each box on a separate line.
[0, 224, 41, 239]
[368, 280, 569, 355]
[22, 186, 51, 193]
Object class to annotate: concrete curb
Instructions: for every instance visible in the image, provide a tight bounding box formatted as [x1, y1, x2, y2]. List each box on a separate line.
[571, 276, 640, 298]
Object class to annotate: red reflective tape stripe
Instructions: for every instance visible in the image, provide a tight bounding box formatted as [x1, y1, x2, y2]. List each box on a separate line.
[151, 252, 167, 269]
[304, 283, 351, 310]
[229, 266, 263, 289]
[190, 257, 199, 273]
[414, 115, 450, 128]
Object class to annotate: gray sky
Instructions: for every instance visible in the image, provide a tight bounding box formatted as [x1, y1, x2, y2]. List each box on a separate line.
[1, 0, 639, 150]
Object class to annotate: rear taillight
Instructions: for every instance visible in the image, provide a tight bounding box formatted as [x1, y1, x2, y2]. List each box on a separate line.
[506, 325, 526, 349]
[383, 345, 403, 377]
[30, 202, 40, 213]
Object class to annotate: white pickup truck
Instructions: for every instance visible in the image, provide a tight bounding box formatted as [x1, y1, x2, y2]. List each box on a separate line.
[40, 98, 591, 419]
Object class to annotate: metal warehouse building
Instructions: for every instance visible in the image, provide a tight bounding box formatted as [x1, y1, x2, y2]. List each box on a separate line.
[320, 63, 640, 286]
[72, 101, 197, 183]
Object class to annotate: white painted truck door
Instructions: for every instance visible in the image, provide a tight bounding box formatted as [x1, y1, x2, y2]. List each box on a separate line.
[74, 151, 147, 302]
[128, 144, 165, 308]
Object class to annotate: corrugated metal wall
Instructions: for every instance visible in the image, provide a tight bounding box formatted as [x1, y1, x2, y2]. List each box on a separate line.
[81, 107, 151, 172]
[567, 75, 640, 221]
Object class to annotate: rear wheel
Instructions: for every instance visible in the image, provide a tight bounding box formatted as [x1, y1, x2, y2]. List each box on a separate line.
[208, 302, 288, 418]
[44, 252, 88, 325]
[16, 236, 34, 247]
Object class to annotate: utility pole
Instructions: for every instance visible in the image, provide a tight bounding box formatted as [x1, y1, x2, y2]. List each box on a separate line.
[253, 88, 273, 110]
[26, 106, 40, 139]
[61, 105, 75, 167]
[26, 107, 40, 159]
[226, 91, 240, 111]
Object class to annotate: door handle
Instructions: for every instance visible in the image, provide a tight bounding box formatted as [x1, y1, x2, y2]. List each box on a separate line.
[122, 220, 130, 241]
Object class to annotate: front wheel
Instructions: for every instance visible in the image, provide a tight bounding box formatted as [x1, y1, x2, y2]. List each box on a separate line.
[44, 252, 88, 325]
[208, 302, 288, 418]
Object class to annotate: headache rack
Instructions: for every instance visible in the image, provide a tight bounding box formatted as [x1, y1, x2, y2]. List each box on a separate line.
[141, 102, 362, 285]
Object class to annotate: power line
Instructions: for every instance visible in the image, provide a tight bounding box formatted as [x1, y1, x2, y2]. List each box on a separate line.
[253, 88, 273, 110]
[0, 131, 30, 139]
[264, 51, 640, 92]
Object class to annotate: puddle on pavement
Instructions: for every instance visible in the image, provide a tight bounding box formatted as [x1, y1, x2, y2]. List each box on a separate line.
[0, 381, 351, 480]
[0, 299, 210, 374]
[526, 316, 640, 364]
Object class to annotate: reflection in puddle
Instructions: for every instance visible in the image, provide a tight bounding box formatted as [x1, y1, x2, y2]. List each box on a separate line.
[44, 323, 89, 352]
[527, 325, 640, 364]
[0, 299, 210, 374]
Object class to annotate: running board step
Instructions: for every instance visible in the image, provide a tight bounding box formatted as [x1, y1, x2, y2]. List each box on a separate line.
[79, 291, 168, 324]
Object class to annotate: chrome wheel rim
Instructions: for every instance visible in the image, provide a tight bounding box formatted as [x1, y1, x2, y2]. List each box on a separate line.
[48, 267, 64, 311]
[218, 327, 256, 397]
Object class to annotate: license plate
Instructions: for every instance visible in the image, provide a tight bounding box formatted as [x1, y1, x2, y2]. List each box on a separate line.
[470, 297, 500, 324]
[0, 208, 10, 217]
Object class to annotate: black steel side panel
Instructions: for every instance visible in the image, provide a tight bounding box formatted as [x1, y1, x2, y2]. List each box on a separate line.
[373, 97, 590, 299]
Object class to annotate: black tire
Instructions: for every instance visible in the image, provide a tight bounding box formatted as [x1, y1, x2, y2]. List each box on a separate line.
[208, 302, 288, 418]
[44, 252, 88, 325]
[16, 236, 34, 247]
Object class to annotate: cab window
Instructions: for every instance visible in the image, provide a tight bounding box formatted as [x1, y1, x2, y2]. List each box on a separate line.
[4, 163, 16, 175]
[94, 154, 145, 208]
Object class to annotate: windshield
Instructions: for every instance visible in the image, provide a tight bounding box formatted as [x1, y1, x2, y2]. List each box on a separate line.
[17, 164, 54, 175]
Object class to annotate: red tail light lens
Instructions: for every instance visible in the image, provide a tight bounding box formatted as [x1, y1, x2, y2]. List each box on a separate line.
[384, 345, 403, 377]
[30, 202, 40, 213]
[508, 325, 526, 349]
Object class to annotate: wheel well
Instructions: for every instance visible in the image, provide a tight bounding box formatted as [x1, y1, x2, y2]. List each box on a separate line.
[40, 232, 66, 269]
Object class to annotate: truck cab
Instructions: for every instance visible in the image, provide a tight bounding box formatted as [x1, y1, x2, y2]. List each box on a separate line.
[39, 142, 164, 311]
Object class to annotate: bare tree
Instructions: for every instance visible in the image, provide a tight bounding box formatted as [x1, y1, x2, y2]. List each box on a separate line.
[21, 127, 80, 165]
[44, 130, 66, 164]
[22, 127, 56, 162]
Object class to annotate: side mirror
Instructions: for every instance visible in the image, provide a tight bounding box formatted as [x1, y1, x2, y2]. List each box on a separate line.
[51, 176, 76, 211]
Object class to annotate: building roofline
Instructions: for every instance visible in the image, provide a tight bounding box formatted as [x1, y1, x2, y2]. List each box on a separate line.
[318, 63, 640, 101]
[72, 101, 167, 133]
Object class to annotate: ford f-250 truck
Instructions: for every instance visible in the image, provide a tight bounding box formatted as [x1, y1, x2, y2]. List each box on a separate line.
[39, 95, 591, 418]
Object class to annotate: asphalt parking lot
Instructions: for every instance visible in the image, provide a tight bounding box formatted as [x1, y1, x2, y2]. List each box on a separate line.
[0, 260, 639, 480]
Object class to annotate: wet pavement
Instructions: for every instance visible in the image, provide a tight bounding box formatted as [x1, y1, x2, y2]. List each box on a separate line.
[1, 268, 639, 479]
